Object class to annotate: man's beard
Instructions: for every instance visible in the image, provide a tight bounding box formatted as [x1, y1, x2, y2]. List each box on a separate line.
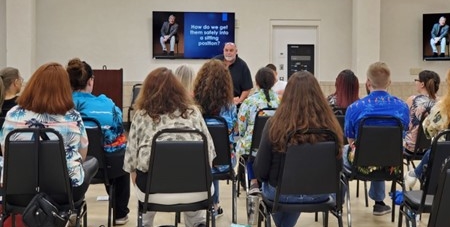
[225, 56, 235, 61]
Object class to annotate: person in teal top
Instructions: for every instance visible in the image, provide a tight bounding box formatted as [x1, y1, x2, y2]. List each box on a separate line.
[66, 58, 130, 225]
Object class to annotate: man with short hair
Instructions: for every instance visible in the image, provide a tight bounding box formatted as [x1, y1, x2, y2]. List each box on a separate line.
[160, 15, 178, 56]
[430, 16, 449, 57]
[343, 62, 409, 216]
[214, 42, 253, 105]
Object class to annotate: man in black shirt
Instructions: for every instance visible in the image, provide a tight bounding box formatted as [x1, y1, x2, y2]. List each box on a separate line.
[214, 42, 253, 105]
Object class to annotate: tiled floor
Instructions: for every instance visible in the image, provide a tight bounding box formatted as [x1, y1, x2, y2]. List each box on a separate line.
[84, 177, 429, 227]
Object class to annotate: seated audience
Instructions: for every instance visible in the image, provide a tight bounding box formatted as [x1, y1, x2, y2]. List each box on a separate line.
[0, 62, 97, 203]
[123, 67, 216, 227]
[66, 58, 130, 225]
[193, 59, 237, 217]
[236, 67, 280, 195]
[404, 70, 440, 153]
[254, 71, 343, 227]
[266, 63, 287, 97]
[327, 69, 359, 115]
[405, 69, 450, 189]
[0, 67, 23, 117]
[343, 62, 409, 215]
[175, 64, 195, 95]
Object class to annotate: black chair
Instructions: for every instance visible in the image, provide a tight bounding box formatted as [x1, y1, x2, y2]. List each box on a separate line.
[404, 114, 431, 171]
[257, 128, 344, 227]
[204, 116, 237, 223]
[137, 128, 215, 227]
[342, 116, 405, 225]
[237, 107, 276, 196]
[83, 117, 128, 227]
[427, 157, 450, 227]
[127, 83, 142, 130]
[398, 129, 450, 227]
[0, 128, 92, 227]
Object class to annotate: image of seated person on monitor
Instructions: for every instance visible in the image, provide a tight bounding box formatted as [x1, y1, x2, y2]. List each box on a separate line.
[160, 14, 178, 56]
[430, 16, 449, 57]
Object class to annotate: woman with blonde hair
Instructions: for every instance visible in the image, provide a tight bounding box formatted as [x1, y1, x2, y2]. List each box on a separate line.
[254, 71, 343, 227]
[124, 67, 215, 227]
[175, 64, 195, 93]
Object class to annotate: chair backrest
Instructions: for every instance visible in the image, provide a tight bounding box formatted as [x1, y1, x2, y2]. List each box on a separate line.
[274, 128, 342, 211]
[427, 157, 450, 227]
[250, 108, 277, 153]
[422, 130, 450, 196]
[130, 83, 142, 110]
[353, 116, 404, 168]
[3, 128, 74, 211]
[335, 115, 348, 145]
[82, 117, 110, 183]
[204, 116, 232, 167]
[142, 128, 212, 210]
[413, 114, 432, 154]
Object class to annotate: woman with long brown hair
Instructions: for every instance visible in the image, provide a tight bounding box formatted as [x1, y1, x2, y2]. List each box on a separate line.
[124, 67, 215, 227]
[254, 71, 343, 227]
[193, 59, 237, 217]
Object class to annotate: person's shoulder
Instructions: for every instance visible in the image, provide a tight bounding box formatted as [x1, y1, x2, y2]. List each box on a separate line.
[213, 54, 224, 60]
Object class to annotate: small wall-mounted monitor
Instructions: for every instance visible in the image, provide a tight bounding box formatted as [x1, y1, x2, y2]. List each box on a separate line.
[152, 11, 235, 59]
[423, 13, 450, 61]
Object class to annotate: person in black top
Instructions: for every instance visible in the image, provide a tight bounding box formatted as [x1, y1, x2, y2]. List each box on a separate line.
[214, 42, 253, 106]
[254, 71, 343, 227]
[0, 67, 23, 117]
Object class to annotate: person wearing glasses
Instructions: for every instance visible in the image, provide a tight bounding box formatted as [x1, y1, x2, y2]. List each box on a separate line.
[404, 70, 440, 155]
[214, 42, 253, 106]
[0, 67, 24, 117]
[430, 16, 449, 57]
[66, 58, 130, 225]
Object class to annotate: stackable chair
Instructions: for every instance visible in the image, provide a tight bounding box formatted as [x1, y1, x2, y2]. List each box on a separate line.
[398, 129, 450, 227]
[127, 83, 142, 130]
[0, 128, 94, 227]
[137, 128, 215, 227]
[237, 107, 276, 196]
[404, 115, 431, 171]
[83, 117, 128, 227]
[257, 128, 344, 227]
[427, 157, 450, 227]
[205, 116, 237, 223]
[342, 116, 405, 226]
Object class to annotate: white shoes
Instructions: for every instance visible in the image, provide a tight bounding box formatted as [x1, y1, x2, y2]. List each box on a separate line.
[405, 170, 418, 189]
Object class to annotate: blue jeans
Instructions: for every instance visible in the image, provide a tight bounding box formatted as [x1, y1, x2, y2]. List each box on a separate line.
[262, 183, 330, 227]
[414, 148, 430, 178]
[343, 145, 386, 202]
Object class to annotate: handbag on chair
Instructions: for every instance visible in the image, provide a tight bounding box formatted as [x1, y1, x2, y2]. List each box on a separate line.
[22, 192, 69, 227]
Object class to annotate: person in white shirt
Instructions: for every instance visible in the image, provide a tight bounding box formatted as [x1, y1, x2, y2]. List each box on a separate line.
[266, 64, 287, 97]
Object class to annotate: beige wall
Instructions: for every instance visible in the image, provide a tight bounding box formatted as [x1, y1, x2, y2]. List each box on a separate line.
[380, 0, 450, 81]
[0, 0, 5, 66]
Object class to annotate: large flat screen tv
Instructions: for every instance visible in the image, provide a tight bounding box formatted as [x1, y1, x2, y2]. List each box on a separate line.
[423, 13, 450, 61]
[152, 11, 235, 59]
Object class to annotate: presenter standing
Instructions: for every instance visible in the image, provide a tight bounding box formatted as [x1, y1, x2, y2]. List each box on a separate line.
[160, 15, 178, 56]
[214, 42, 253, 106]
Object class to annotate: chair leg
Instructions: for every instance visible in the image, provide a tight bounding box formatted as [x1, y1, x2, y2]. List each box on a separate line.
[391, 181, 396, 222]
[356, 180, 359, 198]
[364, 181, 368, 207]
[322, 212, 329, 227]
[108, 183, 114, 227]
[346, 180, 352, 227]
[232, 178, 237, 223]
[315, 212, 318, 222]
[210, 207, 216, 227]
